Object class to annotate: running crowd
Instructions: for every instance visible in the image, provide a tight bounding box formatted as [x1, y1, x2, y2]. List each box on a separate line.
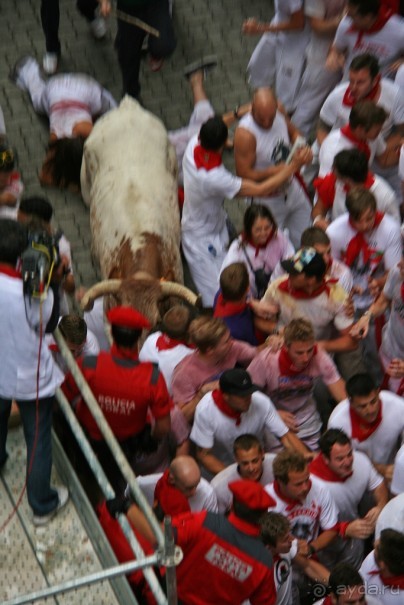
[1, 0, 404, 604]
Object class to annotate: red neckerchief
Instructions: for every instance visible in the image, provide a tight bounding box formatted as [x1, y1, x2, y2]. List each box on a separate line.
[342, 78, 381, 107]
[278, 345, 317, 377]
[398, 377, 404, 397]
[343, 211, 384, 267]
[110, 342, 139, 360]
[340, 125, 371, 161]
[0, 263, 21, 279]
[242, 231, 274, 258]
[278, 277, 337, 300]
[313, 173, 337, 209]
[348, 6, 393, 48]
[273, 479, 310, 512]
[213, 292, 248, 318]
[228, 512, 261, 536]
[212, 389, 242, 426]
[349, 401, 383, 442]
[310, 453, 353, 483]
[48, 343, 59, 353]
[155, 333, 190, 351]
[322, 597, 333, 605]
[193, 144, 222, 170]
[369, 571, 404, 589]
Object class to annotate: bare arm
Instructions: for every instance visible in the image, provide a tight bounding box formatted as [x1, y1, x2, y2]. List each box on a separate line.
[242, 10, 305, 35]
[363, 480, 389, 525]
[196, 446, 226, 476]
[177, 381, 219, 424]
[280, 431, 311, 456]
[327, 378, 347, 403]
[294, 554, 330, 585]
[317, 325, 358, 354]
[312, 197, 331, 230]
[308, 14, 343, 36]
[350, 291, 391, 338]
[316, 118, 332, 146]
[234, 127, 283, 181]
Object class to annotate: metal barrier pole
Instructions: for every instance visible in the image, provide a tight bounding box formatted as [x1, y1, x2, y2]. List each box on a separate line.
[56, 389, 168, 605]
[162, 516, 182, 605]
[2, 554, 160, 605]
[54, 327, 165, 549]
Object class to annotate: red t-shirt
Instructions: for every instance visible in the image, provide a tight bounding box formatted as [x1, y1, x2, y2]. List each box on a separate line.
[173, 511, 276, 605]
[62, 349, 171, 440]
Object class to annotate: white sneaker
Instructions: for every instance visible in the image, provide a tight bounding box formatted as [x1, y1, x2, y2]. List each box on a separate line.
[43, 52, 58, 75]
[90, 16, 107, 39]
[32, 485, 69, 526]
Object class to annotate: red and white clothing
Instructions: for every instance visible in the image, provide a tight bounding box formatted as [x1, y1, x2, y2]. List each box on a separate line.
[315, 596, 382, 605]
[211, 454, 276, 514]
[265, 476, 339, 542]
[136, 472, 218, 512]
[314, 171, 399, 222]
[320, 78, 404, 139]
[310, 451, 383, 521]
[271, 256, 354, 294]
[139, 331, 194, 394]
[333, 10, 404, 80]
[328, 391, 404, 465]
[221, 231, 294, 299]
[62, 345, 171, 441]
[46, 326, 100, 374]
[248, 347, 341, 450]
[172, 510, 276, 605]
[190, 390, 288, 470]
[327, 212, 402, 309]
[360, 550, 404, 605]
[14, 57, 117, 139]
[236, 112, 311, 248]
[292, 0, 346, 137]
[263, 275, 353, 341]
[247, 0, 310, 112]
[0, 171, 24, 219]
[181, 134, 242, 306]
[272, 539, 299, 605]
[171, 339, 256, 408]
[375, 493, 404, 538]
[319, 127, 386, 177]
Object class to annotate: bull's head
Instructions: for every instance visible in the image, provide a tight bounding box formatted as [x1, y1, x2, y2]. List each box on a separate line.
[81, 274, 200, 331]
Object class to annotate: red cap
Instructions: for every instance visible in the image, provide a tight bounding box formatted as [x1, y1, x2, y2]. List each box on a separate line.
[106, 306, 151, 330]
[229, 480, 276, 510]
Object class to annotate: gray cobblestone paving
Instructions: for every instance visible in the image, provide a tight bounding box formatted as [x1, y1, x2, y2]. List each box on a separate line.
[0, 0, 273, 293]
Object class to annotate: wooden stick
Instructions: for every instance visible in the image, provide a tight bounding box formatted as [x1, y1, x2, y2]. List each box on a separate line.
[111, 8, 160, 37]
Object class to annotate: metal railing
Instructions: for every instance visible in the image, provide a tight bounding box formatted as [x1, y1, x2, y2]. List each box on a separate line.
[3, 327, 181, 605]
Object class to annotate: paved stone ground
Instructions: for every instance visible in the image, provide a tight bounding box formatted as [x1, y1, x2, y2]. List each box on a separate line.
[0, 0, 272, 293]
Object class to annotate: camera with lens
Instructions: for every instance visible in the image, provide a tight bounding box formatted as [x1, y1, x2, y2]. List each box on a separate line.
[21, 230, 60, 298]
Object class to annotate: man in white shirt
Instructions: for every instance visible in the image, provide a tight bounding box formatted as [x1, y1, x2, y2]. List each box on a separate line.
[181, 115, 311, 306]
[315, 563, 383, 605]
[313, 148, 399, 226]
[310, 428, 388, 568]
[319, 101, 388, 177]
[134, 455, 218, 513]
[211, 433, 276, 513]
[328, 372, 404, 481]
[265, 449, 339, 563]
[391, 446, 404, 495]
[328, 0, 404, 80]
[234, 88, 313, 248]
[190, 368, 310, 478]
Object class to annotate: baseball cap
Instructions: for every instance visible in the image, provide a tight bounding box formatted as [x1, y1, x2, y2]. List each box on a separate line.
[107, 306, 151, 330]
[281, 247, 326, 278]
[229, 480, 276, 510]
[219, 369, 257, 396]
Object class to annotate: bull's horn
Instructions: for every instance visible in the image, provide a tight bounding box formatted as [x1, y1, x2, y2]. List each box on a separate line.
[81, 279, 122, 311]
[159, 281, 201, 307]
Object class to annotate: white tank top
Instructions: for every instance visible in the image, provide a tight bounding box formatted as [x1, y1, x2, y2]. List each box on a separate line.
[238, 112, 291, 172]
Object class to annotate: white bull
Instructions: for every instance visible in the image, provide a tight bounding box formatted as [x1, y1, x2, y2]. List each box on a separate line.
[80, 96, 197, 325]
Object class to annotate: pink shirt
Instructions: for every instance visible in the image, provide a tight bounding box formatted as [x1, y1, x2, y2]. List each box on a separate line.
[248, 348, 340, 447]
[171, 340, 256, 405]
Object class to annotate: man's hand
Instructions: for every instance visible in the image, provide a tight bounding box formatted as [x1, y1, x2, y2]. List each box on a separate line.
[386, 358, 404, 379]
[265, 333, 284, 352]
[99, 0, 111, 17]
[255, 299, 280, 319]
[200, 380, 220, 396]
[278, 410, 299, 432]
[363, 506, 383, 526]
[326, 48, 345, 72]
[345, 518, 374, 539]
[242, 18, 265, 35]
[312, 217, 330, 231]
[297, 539, 311, 557]
[350, 314, 371, 339]
[290, 146, 313, 171]
[368, 278, 381, 300]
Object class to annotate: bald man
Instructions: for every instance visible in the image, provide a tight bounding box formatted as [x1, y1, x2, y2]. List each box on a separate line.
[136, 455, 218, 512]
[234, 88, 312, 248]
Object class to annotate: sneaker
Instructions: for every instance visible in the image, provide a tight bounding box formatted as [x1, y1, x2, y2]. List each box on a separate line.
[9, 55, 33, 85]
[43, 52, 58, 75]
[32, 485, 69, 526]
[184, 55, 218, 79]
[90, 15, 107, 39]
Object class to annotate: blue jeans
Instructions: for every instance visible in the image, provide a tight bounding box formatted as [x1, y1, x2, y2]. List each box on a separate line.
[0, 396, 59, 516]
